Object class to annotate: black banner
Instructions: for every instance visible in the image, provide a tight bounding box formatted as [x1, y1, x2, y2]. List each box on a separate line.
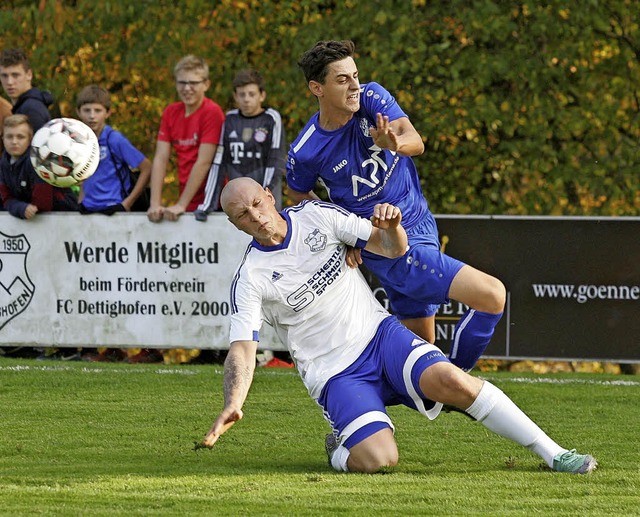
[363, 216, 640, 363]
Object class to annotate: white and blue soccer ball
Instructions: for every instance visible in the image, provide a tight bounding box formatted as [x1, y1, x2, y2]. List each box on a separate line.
[30, 117, 100, 188]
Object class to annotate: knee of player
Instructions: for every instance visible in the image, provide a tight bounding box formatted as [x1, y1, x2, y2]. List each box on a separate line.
[420, 362, 478, 404]
[437, 364, 469, 391]
[351, 448, 399, 473]
[485, 277, 506, 313]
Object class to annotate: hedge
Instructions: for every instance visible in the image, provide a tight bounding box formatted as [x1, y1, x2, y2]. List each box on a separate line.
[1, 0, 638, 214]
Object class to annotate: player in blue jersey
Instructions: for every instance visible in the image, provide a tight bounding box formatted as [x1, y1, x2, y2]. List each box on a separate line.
[201, 177, 596, 475]
[287, 40, 504, 372]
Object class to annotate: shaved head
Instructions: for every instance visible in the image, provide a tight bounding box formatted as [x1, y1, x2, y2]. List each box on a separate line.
[220, 177, 286, 245]
[220, 177, 264, 215]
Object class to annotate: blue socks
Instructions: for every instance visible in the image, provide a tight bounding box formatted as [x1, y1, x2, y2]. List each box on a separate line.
[448, 309, 503, 371]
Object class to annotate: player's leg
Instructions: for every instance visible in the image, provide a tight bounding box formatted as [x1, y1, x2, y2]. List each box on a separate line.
[399, 314, 436, 344]
[363, 241, 504, 370]
[447, 264, 506, 371]
[324, 428, 397, 474]
[321, 391, 398, 473]
[319, 327, 400, 474]
[418, 362, 597, 473]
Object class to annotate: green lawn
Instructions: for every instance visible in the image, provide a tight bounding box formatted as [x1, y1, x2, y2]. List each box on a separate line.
[0, 358, 638, 516]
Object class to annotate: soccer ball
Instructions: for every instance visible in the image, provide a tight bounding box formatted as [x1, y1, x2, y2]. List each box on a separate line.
[30, 118, 100, 188]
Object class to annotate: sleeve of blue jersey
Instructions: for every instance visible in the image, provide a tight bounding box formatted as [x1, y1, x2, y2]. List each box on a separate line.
[362, 82, 408, 122]
[110, 130, 146, 169]
[285, 150, 316, 194]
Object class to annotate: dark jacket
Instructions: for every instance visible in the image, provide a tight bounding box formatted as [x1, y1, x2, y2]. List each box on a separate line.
[12, 87, 54, 132]
[0, 151, 78, 218]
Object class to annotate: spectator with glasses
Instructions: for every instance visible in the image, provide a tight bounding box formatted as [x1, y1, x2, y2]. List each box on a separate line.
[147, 55, 225, 222]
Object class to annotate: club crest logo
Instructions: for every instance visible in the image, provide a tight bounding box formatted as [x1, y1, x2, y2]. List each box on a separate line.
[360, 118, 370, 137]
[253, 128, 268, 143]
[0, 232, 35, 330]
[304, 229, 327, 252]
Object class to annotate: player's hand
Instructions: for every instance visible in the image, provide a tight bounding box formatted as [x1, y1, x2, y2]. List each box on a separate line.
[24, 204, 38, 220]
[163, 204, 185, 221]
[369, 113, 399, 152]
[202, 407, 244, 448]
[371, 203, 402, 229]
[345, 246, 362, 268]
[147, 205, 164, 223]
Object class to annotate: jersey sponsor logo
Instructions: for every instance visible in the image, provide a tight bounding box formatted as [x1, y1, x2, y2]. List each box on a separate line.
[287, 284, 315, 312]
[351, 144, 386, 196]
[304, 229, 327, 252]
[229, 141, 244, 164]
[286, 245, 343, 312]
[229, 130, 238, 138]
[0, 232, 35, 331]
[174, 132, 199, 146]
[351, 145, 400, 201]
[271, 271, 283, 282]
[229, 141, 262, 163]
[332, 159, 348, 174]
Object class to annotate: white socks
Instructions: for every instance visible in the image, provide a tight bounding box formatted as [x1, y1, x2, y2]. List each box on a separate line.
[465, 381, 566, 467]
[330, 444, 350, 472]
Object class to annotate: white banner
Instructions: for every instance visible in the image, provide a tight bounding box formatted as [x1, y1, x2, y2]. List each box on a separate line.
[0, 213, 283, 350]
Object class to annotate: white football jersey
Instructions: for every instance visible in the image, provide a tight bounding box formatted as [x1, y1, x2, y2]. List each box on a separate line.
[229, 200, 389, 399]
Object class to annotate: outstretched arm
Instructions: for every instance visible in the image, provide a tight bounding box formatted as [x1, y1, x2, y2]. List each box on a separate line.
[363, 203, 408, 258]
[147, 140, 171, 222]
[369, 113, 424, 157]
[202, 339, 258, 448]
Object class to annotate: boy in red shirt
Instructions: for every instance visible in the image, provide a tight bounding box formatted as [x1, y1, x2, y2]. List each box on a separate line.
[147, 55, 225, 222]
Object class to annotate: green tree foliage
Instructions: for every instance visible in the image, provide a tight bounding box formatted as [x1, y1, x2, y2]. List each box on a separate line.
[1, 0, 637, 214]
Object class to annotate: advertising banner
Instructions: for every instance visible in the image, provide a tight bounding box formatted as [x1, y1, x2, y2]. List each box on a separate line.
[1, 213, 637, 362]
[0, 213, 279, 349]
[364, 215, 639, 363]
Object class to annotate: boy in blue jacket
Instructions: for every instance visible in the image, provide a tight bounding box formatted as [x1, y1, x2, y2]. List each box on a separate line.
[0, 114, 77, 219]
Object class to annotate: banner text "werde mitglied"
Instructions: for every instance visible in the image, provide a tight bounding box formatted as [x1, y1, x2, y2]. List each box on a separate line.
[63, 241, 219, 269]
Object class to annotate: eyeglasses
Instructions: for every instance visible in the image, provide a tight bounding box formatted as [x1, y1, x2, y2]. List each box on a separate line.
[176, 79, 206, 88]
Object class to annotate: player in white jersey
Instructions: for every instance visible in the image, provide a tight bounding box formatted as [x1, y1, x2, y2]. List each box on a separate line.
[287, 40, 505, 372]
[201, 177, 596, 475]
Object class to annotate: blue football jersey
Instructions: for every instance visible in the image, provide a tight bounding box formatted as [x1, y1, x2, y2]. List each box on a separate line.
[287, 82, 431, 231]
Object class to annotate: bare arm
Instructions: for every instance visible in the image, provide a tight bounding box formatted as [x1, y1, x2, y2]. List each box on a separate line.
[370, 113, 425, 157]
[164, 143, 217, 220]
[147, 140, 171, 222]
[202, 339, 258, 448]
[363, 203, 408, 258]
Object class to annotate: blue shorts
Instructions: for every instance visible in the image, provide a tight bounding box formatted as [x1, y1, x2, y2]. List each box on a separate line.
[362, 215, 465, 320]
[318, 316, 449, 449]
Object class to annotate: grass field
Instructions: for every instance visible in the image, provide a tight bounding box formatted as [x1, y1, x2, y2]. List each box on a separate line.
[0, 357, 639, 516]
